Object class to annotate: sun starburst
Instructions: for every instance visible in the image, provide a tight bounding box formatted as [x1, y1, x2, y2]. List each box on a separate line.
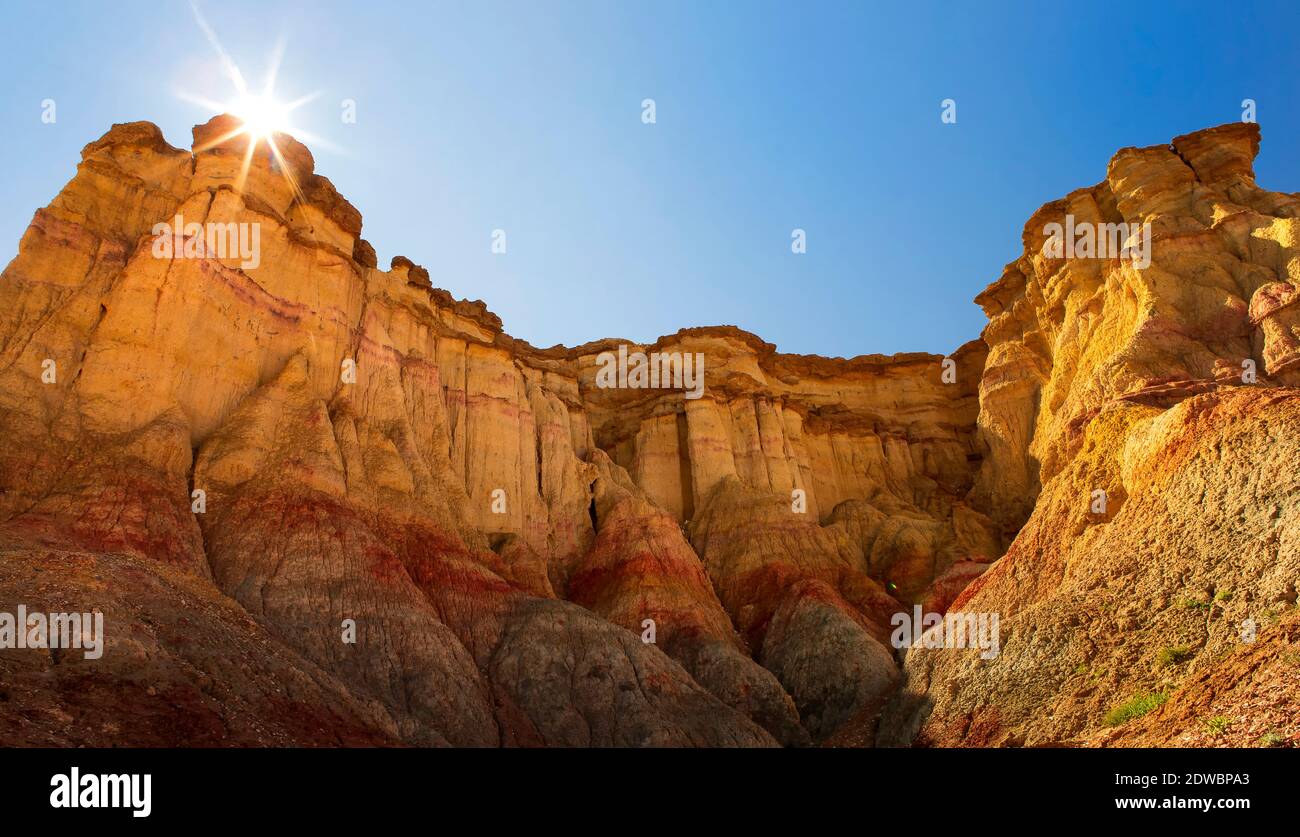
[179, 2, 331, 200]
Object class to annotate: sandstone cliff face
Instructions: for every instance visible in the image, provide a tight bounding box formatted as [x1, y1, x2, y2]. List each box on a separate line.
[883, 122, 1300, 748]
[1, 117, 1294, 747]
[0, 116, 992, 746]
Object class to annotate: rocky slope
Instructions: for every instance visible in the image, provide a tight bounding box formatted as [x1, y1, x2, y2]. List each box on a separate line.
[882, 122, 1300, 748]
[0, 117, 1295, 747]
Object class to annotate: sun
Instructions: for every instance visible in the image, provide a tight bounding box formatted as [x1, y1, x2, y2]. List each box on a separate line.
[179, 4, 336, 201]
[230, 92, 294, 141]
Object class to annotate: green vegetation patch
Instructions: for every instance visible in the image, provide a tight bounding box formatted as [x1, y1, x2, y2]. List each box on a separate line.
[1103, 691, 1169, 726]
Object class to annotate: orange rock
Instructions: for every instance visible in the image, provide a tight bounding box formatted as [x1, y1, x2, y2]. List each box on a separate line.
[4, 117, 1294, 747]
[885, 123, 1300, 748]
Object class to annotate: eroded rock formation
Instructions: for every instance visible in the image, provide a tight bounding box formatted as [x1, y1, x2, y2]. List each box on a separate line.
[883, 122, 1300, 748]
[1, 117, 1295, 747]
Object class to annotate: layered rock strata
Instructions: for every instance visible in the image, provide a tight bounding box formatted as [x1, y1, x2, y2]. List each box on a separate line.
[883, 122, 1300, 747]
[2, 117, 1295, 747]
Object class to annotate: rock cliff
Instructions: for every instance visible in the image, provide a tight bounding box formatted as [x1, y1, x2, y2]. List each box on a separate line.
[1, 117, 1295, 747]
[883, 122, 1300, 747]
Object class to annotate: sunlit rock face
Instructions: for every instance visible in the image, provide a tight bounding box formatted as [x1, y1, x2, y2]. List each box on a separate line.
[883, 122, 1300, 748]
[2, 117, 1295, 747]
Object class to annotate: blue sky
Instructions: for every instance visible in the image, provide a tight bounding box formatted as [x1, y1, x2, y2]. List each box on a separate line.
[2, 1, 1297, 357]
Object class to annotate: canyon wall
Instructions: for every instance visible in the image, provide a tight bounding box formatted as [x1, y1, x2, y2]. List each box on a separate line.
[1, 117, 1295, 747]
[0, 116, 994, 745]
[884, 122, 1300, 747]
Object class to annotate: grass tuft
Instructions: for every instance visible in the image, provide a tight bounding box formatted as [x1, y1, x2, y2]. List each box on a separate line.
[1103, 691, 1168, 726]
[1202, 716, 1231, 736]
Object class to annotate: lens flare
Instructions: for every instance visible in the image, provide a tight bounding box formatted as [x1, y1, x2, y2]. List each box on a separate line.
[229, 93, 293, 141]
[179, 2, 334, 201]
